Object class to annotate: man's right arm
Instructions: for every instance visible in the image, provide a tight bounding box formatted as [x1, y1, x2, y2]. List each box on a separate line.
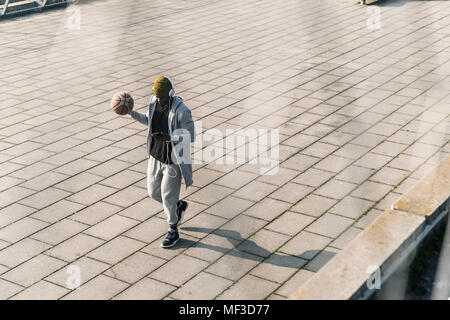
[129, 109, 149, 126]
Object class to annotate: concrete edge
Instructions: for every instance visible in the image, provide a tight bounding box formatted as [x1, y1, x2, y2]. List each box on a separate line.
[290, 154, 450, 300]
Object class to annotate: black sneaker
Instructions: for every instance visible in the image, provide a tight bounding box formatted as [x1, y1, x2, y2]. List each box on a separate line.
[176, 200, 188, 226]
[161, 229, 179, 248]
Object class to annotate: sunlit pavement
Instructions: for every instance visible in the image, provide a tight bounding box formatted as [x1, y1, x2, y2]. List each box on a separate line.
[0, 0, 449, 299]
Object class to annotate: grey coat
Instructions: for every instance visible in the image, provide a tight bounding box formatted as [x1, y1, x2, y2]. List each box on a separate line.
[129, 95, 195, 188]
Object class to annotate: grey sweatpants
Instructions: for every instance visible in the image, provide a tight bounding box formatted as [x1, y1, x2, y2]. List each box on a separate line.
[147, 156, 182, 226]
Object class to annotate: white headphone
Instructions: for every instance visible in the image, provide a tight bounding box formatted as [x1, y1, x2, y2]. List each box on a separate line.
[153, 76, 175, 97]
[167, 77, 175, 97]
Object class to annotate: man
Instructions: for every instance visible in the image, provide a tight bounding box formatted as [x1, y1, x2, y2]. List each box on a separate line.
[128, 76, 195, 248]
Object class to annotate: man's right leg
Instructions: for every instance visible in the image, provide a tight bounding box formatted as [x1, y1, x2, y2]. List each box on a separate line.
[147, 156, 163, 203]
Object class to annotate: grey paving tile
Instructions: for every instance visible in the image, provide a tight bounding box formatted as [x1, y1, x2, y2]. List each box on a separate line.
[87, 236, 146, 265]
[1, 254, 67, 287]
[250, 253, 307, 283]
[170, 272, 232, 300]
[10, 280, 69, 300]
[280, 231, 332, 260]
[45, 257, 110, 288]
[31, 219, 88, 246]
[62, 275, 128, 300]
[113, 277, 175, 300]
[216, 274, 278, 300]
[150, 254, 209, 287]
[206, 250, 263, 281]
[276, 269, 315, 297]
[103, 252, 165, 284]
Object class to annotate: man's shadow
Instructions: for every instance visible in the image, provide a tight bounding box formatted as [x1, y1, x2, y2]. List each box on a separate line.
[168, 227, 336, 270]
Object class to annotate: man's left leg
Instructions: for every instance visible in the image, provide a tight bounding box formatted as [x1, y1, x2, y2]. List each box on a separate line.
[160, 163, 182, 248]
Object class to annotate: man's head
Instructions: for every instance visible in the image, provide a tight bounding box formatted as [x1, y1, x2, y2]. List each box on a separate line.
[153, 76, 173, 105]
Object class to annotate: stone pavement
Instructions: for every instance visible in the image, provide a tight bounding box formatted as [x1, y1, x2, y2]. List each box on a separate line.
[0, 0, 449, 300]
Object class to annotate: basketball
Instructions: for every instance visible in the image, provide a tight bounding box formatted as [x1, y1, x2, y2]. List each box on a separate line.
[111, 92, 134, 115]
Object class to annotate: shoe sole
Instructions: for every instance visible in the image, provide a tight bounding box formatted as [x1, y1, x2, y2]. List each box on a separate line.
[161, 237, 179, 248]
[177, 201, 188, 226]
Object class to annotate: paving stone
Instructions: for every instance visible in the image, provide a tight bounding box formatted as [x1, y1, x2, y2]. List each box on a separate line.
[214, 169, 258, 189]
[276, 269, 315, 297]
[313, 155, 353, 173]
[0, 203, 36, 228]
[0, 217, 49, 243]
[88, 236, 146, 265]
[187, 184, 234, 206]
[290, 194, 337, 217]
[266, 212, 315, 236]
[67, 184, 118, 206]
[0, 279, 24, 300]
[103, 185, 147, 208]
[370, 166, 409, 186]
[354, 153, 393, 170]
[1, 254, 67, 287]
[54, 158, 99, 176]
[351, 181, 393, 202]
[306, 213, 354, 239]
[113, 277, 175, 300]
[204, 196, 254, 219]
[354, 209, 384, 230]
[30, 200, 85, 224]
[62, 275, 128, 300]
[270, 182, 313, 204]
[10, 280, 69, 300]
[250, 253, 307, 283]
[280, 231, 332, 260]
[237, 229, 290, 258]
[54, 172, 104, 193]
[170, 272, 233, 300]
[314, 179, 357, 200]
[243, 197, 291, 221]
[281, 153, 320, 171]
[217, 274, 278, 300]
[19, 187, 71, 210]
[84, 215, 138, 241]
[0, 238, 51, 268]
[123, 217, 168, 244]
[330, 227, 363, 250]
[335, 165, 375, 184]
[184, 232, 241, 263]
[291, 167, 335, 187]
[150, 254, 209, 287]
[0, 186, 35, 208]
[19, 171, 69, 191]
[256, 166, 299, 186]
[31, 219, 88, 246]
[46, 233, 105, 262]
[303, 246, 340, 272]
[329, 196, 374, 220]
[70, 201, 121, 225]
[232, 180, 279, 202]
[86, 159, 131, 177]
[206, 250, 263, 281]
[116, 197, 162, 221]
[103, 252, 165, 284]
[191, 168, 224, 188]
[46, 257, 110, 288]
[372, 141, 407, 157]
[214, 214, 267, 241]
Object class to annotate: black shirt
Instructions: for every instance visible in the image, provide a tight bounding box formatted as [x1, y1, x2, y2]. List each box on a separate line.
[150, 100, 173, 164]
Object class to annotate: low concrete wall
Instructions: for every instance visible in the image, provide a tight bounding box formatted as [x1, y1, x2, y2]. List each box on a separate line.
[291, 154, 450, 300]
